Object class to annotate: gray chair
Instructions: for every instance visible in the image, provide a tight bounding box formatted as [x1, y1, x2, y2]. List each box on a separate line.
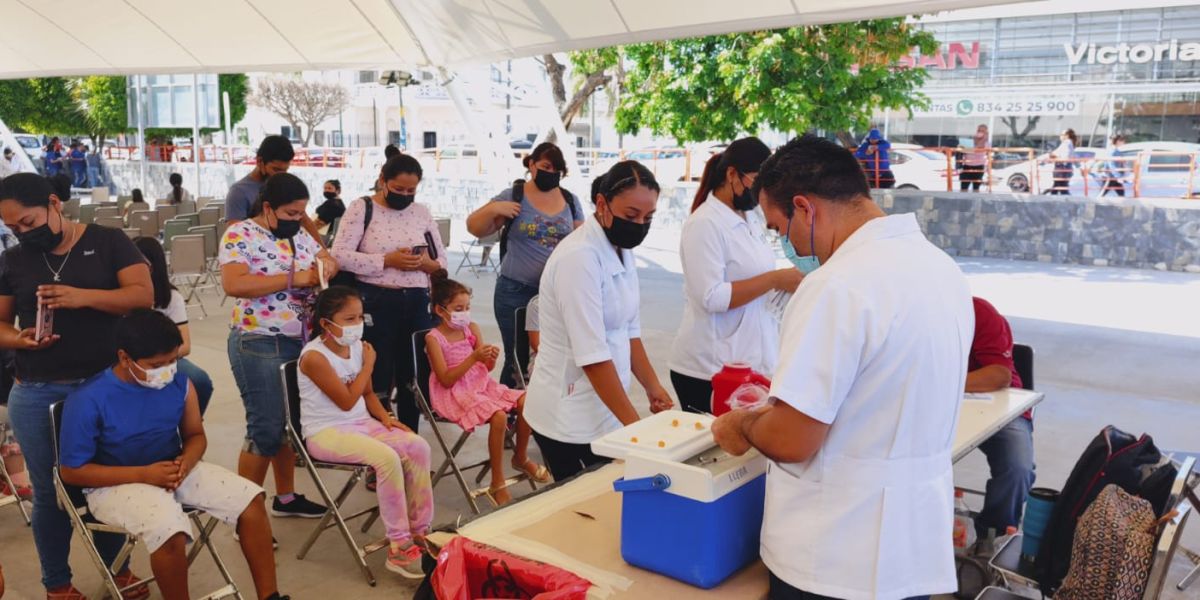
[179, 199, 197, 215]
[454, 231, 501, 277]
[121, 228, 140, 240]
[78, 203, 97, 225]
[129, 210, 158, 239]
[61, 198, 81, 220]
[280, 361, 384, 586]
[198, 207, 222, 228]
[435, 218, 451, 247]
[48, 402, 241, 600]
[95, 216, 124, 230]
[162, 220, 193, 252]
[0, 421, 31, 525]
[168, 235, 210, 317]
[116, 196, 131, 213]
[94, 206, 120, 221]
[174, 212, 200, 228]
[156, 204, 179, 223]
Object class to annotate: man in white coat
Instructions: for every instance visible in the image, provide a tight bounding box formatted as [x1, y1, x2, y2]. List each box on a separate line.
[712, 135, 974, 600]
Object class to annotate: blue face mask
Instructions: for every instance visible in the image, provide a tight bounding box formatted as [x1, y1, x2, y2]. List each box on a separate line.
[780, 213, 821, 274]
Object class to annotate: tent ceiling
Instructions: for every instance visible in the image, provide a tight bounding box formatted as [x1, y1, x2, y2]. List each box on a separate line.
[0, 0, 1021, 79]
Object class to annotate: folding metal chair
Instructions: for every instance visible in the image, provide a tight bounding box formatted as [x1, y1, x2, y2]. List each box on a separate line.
[409, 330, 534, 515]
[95, 216, 125, 229]
[169, 235, 210, 317]
[48, 402, 241, 600]
[453, 231, 500, 276]
[199, 206, 222, 228]
[179, 199, 197, 215]
[130, 210, 159, 239]
[0, 420, 31, 525]
[163, 220, 193, 251]
[156, 204, 179, 222]
[512, 295, 539, 390]
[79, 203, 97, 225]
[90, 187, 110, 204]
[61, 198, 80, 220]
[94, 206, 120, 221]
[175, 212, 200, 228]
[196, 197, 214, 210]
[279, 361, 386, 586]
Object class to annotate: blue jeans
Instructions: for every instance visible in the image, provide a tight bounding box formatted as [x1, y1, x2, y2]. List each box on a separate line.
[72, 168, 87, 188]
[227, 330, 302, 457]
[976, 416, 1036, 538]
[8, 378, 129, 589]
[357, 284, 433, 432]
[178, 357, 213, 415]
[493, 275, 538, 389]
[86, 166, 102, 188]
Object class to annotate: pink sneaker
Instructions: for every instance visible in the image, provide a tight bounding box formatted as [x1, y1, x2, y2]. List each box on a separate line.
[385, 543, 424, 579]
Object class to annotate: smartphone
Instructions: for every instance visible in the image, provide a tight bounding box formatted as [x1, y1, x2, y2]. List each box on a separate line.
[35, 300, 54, 342]
[411, 244, 428, 256]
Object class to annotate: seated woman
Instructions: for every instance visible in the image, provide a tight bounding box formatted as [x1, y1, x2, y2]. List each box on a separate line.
[425, 271, 549, 505]
[297, 286, 433, 579]
[59, 310, 288, 600]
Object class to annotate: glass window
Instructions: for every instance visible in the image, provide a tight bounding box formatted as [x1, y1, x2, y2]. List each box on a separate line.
[358, 71, 376, 84]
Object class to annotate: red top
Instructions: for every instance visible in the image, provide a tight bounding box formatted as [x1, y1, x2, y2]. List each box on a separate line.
[970, 298, 1029, 420]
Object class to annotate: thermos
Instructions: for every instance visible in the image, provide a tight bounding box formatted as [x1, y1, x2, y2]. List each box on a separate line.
[710, 363, 771, 416]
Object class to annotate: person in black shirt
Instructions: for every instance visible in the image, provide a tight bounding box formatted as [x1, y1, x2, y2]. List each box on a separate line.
[315, 179, 346, 230]
[0, 172, 153, 598]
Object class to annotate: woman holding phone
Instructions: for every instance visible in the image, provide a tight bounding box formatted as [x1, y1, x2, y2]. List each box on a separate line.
[0, 173, 153, 599]
[332, 154, 448, 431]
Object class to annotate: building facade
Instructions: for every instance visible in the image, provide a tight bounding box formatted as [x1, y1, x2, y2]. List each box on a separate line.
[881, 1, 1200, 151]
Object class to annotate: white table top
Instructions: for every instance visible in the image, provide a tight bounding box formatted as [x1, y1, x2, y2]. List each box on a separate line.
[952, 387, 1044, 463]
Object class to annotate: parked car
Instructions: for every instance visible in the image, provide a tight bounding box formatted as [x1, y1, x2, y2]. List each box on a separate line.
[13, 133, 43, 163]
[1116, 142, 1200, 198]
[991, 147, 1103, 195]
[889, 143, 954, 191]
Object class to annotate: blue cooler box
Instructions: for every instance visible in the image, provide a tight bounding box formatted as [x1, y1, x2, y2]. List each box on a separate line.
[593, 410, 769, 589]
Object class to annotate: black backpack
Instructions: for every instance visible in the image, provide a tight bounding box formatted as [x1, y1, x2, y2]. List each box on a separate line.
[1033, 425, 1177, 594]
[498, 180, 579, 263]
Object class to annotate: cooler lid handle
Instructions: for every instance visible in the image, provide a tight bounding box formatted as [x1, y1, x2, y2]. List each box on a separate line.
[612, 474, 671, 493]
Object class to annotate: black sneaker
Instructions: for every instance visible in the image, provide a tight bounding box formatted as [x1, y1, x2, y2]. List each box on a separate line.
[270, 494, 327, 518]
[265, 593, 290, 600]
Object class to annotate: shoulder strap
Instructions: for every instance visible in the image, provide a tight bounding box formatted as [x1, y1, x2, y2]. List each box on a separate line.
[499, 179, 525, 261]
[355, 196, 373, 252]
[563, 188, 579, 222]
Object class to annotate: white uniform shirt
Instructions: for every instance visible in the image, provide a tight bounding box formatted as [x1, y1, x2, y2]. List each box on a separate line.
[669, 195, 779, 380]
[524, 217, 641, 444]
[763, 213, 973, 600]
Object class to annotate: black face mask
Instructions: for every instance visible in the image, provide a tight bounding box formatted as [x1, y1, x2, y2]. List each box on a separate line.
[601, 209, 651, 250]
[385, 191, 415, 211]
[270, 213, 302, 239]
[533, 169, 561, 192]
[731, 174, 757, 212]
[323, 191, 338, 200]
[18, 207, 64, 252]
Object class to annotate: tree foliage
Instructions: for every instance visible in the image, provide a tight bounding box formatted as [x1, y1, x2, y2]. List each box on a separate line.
[76, 76, 127, 144]
[541, 47, 622, 138]
[613, 19, 937, 143]
[250, 77, 349, 147]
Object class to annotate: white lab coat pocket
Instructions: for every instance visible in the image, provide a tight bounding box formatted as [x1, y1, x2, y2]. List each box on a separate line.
[874, 474, 957, 598]
[713, 303, 774, 375]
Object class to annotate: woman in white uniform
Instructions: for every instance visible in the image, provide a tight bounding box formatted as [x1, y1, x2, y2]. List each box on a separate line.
[712, 136, 973, 600]
[669, 137, 801, 412]
[523, 161, 674, 481]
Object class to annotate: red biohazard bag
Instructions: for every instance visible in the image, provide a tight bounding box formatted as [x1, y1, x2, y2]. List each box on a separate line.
[432, 536, 591, 600]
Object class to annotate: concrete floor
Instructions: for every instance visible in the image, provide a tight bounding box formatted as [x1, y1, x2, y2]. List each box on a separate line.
[2, 228, 1199, 599]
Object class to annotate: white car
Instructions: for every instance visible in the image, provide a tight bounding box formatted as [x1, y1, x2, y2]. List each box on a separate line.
[1114, 142, 1200, 198]
[14, 133, 44, 163]
[992, 147, 1103, 195]
[889, 143, 954, 191]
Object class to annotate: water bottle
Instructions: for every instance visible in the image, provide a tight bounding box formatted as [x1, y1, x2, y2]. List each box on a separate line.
[953, 489, 977, 554]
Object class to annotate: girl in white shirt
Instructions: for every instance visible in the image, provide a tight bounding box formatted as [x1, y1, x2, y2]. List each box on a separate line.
[523, 161, 675, 481]
[669, 137, 801, 413]
[297, 286, 433, 579]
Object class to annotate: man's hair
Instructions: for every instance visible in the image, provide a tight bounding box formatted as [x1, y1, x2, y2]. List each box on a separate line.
[753, 134, 870, 215]
[116, 309, 183, 361]
[256, 135, 295, 164]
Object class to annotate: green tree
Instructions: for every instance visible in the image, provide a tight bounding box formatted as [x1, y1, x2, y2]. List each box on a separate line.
[614, 19, 937, 144]
[76, 76, 127, 146]
[0, 77, 88, 135]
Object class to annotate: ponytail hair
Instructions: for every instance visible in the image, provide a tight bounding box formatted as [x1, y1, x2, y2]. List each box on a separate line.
[169, 173, 183, 204]
[691, 153, 725, 213]
[690, 137, 772, 213]
[430, 269, 470, 309]
[309, 285, 361, 341]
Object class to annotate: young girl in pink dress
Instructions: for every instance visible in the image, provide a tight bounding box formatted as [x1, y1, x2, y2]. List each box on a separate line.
[425, 270, 550, 505]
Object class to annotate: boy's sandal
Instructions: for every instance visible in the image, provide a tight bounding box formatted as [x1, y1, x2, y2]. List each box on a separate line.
[514, 459, 552, 484]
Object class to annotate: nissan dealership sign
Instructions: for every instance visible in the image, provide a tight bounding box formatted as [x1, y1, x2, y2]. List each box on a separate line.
[1065, 39, 1200, 65]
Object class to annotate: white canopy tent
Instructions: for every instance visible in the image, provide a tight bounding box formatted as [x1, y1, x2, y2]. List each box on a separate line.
[0, 0, 1022, 183]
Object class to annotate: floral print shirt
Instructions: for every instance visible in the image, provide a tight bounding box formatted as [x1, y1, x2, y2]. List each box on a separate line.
[219, 219, 322, 337]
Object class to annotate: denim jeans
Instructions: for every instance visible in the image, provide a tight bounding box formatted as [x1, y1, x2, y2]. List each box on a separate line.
[493, 275, 538, 389]
[227, 330, 302, 457]
[975, 416, 1036, 538]
[86, 166, 102, 188]
[178, 357, 214, 415]
[8, 377, 129, 589]
[357, 283, 432, 432]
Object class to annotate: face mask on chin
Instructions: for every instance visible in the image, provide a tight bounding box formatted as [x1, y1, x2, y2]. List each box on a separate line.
[779, 211, 821, 275]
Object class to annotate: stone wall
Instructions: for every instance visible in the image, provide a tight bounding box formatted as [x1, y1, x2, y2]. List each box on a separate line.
[101, 161, 1200, 272]
[875, 190, 1200, 272]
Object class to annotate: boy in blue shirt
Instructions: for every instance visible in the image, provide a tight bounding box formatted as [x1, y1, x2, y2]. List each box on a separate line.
[59, 310, 290, 600]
